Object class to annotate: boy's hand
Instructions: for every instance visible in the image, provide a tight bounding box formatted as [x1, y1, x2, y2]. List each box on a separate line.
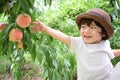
[31, 21, 46, 32]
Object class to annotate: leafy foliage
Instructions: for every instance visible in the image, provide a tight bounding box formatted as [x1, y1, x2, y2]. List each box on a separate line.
[0, 0, 38, 80]
[0, 0, 120, 80]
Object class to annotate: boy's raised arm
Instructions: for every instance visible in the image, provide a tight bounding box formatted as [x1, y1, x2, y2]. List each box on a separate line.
[112, 49, 120, 58]
[31, 21, 71, 45]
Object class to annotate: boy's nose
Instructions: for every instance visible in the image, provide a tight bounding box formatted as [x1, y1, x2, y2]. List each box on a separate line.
[84, 27, 91, 33]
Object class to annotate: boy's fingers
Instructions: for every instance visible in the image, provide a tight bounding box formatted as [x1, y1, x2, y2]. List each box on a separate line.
[31, 25, 41, 32]
[30, 26, 35, 30]
[33, 21, 40, 24]
[30, 26, 38, 32]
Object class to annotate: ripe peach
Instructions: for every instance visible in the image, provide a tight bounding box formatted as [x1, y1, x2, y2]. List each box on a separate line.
[18, 41, 23, 48]
[16, 13, 31, 28]
[0, 22, 7, 31]
[9, 29, 23, 42]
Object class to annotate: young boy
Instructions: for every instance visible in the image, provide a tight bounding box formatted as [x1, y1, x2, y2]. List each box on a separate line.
[31, 8, 120, 80]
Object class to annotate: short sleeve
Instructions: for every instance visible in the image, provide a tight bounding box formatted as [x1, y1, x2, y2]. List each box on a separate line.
[70, 37, 82, 53]
[106, 40, 115, 59]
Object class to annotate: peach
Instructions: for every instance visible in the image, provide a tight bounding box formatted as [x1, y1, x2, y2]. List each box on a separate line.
[18, 41, 23, 48]
[16, 13, 31, 28]
[9, 29, 23, 42]
[0, 22, 7, 31]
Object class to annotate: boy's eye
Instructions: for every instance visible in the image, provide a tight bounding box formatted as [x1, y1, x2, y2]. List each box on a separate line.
[90, 26, 96, 29]
[81, 25, 85, 28]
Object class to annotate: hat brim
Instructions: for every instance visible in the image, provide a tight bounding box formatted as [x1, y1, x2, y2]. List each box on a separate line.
[76, 13, 113, 39]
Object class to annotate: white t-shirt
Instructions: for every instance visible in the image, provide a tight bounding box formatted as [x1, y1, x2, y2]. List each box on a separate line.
[110, 62, 120, 80]
[70, 37, 114, 80]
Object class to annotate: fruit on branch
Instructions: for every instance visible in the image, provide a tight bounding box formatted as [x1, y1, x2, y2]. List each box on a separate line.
[18, 41, 23, 49]
[0, 22, 7, 31]
[9, 29, 23, 42]
[16, 13, 31, 28]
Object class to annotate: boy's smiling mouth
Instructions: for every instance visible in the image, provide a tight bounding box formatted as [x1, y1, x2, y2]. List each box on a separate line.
[84, 35, 92, 39]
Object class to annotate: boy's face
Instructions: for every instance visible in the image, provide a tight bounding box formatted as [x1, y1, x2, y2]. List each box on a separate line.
[80, 21, 104, 44]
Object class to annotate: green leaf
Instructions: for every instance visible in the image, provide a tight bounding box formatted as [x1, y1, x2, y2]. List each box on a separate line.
[52, 59, 58, 69]
[27, 0, 35, 8]
[18, 0, 28, 11]
[36, 45, 44, 64]
[0, 23, 13, 41]
[44, 47, 53, 67]
[30, 44, 36, 61]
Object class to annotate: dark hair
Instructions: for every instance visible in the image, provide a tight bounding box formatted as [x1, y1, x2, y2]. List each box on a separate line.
[79, 18, 107, 40]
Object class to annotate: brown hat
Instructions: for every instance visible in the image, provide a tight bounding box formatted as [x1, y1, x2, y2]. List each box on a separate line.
[76, 8, 114, 39]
